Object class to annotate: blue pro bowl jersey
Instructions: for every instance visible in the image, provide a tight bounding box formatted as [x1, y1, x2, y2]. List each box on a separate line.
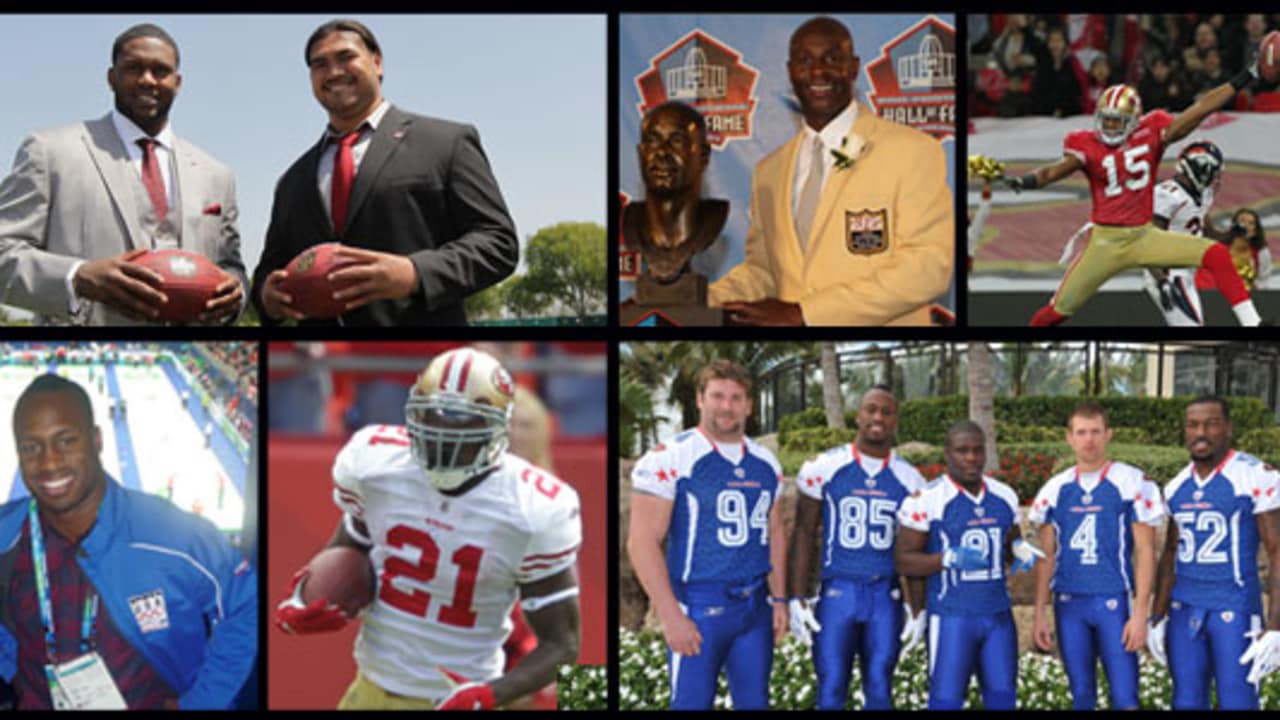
[797, 444, 927, 580]
[1028, 461, 1164, 595]
[631, 429, 783, 603]
[899, 476, 1022, 616]
[1164, 451, 1280, 613]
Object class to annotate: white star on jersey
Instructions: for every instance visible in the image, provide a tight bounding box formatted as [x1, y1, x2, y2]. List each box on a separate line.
[331, 424, 581, 701]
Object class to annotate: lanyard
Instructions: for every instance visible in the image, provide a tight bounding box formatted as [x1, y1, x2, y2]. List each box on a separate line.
[28, 499, 98, 664]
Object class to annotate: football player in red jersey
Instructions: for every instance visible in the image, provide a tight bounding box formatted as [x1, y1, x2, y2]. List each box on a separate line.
[996, 59, 1264, 326]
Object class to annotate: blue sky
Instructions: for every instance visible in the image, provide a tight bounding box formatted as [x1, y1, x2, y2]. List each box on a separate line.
[0, 14, 605, 276]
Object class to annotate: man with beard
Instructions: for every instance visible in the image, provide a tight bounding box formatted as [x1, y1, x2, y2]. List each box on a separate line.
[895, 421, 1044, 710]
[0, 374, 257, 708]
[627, 360, 788, 709]
[786, 385, 929, 709]
[1149, 396, 1280, 709]
[707, 15, 952, 326]
[252, 19, 517, 326]
[0, 24, 246, 325]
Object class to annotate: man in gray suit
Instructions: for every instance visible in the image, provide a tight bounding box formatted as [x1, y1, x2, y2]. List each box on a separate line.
[0, 24, 246, 326]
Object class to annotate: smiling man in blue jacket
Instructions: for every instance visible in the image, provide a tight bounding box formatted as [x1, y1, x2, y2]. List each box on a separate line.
[0, 373, 256, 709]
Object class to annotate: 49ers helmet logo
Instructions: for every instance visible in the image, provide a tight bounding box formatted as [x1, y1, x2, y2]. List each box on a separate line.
[492, 366, 514, 399]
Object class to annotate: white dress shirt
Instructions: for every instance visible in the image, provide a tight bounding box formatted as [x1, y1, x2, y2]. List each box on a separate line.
[316, 99, 391, 227]
[790, 101, 858, 220]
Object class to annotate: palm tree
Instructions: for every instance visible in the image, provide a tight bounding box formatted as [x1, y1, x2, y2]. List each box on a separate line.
[820, 342, 846, 429]
[619, 380, 666, 457]
[968, 341, 998, 473]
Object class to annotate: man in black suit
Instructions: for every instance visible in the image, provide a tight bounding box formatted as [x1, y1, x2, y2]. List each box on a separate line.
[252, 19, 518, 326]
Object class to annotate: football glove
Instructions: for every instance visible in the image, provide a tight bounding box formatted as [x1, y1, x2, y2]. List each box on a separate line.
[1147, 616, 1168, 666]
[274, 568, 350, 635]
[899, 604, 927, 659]
[1240, 629, 1280, 685]
[788, 597, 822, 647]
[1011, 538, 1046, 574]
[942, 545, 988, 571]
[437, 666, 497, 711]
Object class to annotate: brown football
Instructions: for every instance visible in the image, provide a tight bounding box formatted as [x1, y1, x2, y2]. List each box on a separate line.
[279, 243, 359, 319]
[300, 546, 376, 617]
[1262, 31, 1280, 83]
[128, 249, 223, 323]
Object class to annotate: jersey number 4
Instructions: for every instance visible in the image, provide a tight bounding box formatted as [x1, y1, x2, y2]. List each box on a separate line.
[1101, 145, 1151, 198]
[380, 525, 483, 627]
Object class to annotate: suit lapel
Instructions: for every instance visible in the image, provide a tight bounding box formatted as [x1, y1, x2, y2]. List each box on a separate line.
[778, 132, 807, 265]
[302, 138, 330, 235]
[345, 106, 411, 231]
[172, 138, 201, 251]
[81, 114, 146, 250]
[806, 103, 879, 268]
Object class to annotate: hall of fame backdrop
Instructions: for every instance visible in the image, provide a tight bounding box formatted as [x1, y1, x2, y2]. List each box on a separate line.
[617, 13, 958, 304]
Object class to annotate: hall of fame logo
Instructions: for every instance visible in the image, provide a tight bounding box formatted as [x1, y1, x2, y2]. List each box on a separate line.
[635, 30, 760, 149]
[865, 15, 956, 140]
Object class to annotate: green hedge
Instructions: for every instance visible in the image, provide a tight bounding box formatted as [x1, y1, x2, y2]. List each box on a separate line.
[557, 664, 607, 710]
[780, 426, 860, 455]
[1240, 427, 1280, 461]
[620, 628, 1280, 709]
[781, 395, 1274, 448]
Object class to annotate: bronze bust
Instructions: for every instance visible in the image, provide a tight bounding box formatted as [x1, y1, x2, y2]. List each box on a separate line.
[624, 101, 727, 316]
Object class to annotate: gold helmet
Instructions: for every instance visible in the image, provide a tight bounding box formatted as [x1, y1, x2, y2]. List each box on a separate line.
[405, 347, 515, 490]
[1095, 84, 1143, 146]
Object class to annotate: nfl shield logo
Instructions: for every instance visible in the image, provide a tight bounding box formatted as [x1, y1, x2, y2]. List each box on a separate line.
[1222, 611, 1234, 623]
[845, 209, 889, 255]
[1082, 494, 1092, 504]
[1193, 490, 1204, 501]
[974, 507, 984, 517]
[866, 478, 877, 489]
[734, 468, 745, 478]
[1106, 598, 1118, 611]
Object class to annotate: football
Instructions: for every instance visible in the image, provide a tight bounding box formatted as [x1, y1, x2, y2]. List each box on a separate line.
[127, 249, 223, 323]
[300, 546, 376, 617]
[1262, 31, 1280, 83]
[279, 243, 359, 319]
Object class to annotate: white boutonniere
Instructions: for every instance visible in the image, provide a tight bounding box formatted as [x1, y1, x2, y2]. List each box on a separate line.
[831, 134, 867, 170]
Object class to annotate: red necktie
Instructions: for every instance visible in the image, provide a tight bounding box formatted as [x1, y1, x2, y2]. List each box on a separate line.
[137, 138, 168, 223]
[330, 130, 362, 234]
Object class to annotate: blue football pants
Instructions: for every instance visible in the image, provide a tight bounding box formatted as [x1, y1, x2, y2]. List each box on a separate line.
[667, 579, 773, 710]
[1167, 601, 1261, 710]
[811, 576, 903, 709]
[927, 610, 1018, 710]
[1054, 592, 1138, 709]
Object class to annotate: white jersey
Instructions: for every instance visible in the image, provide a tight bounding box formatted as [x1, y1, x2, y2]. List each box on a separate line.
[1143, 177, 1215, 326]
[1153, 177, 1214, 237]
[332, 424, 581, 701]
